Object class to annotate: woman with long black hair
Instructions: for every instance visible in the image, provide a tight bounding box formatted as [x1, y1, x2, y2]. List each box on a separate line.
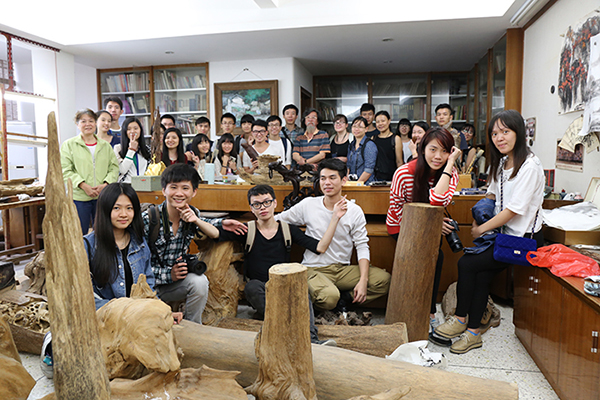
[386, 127, 461, 331]
[114, 117, 152, 182]
[435, 110, 544, 354]
[214, 133, 239, 178]
[161, 127, 188, 165]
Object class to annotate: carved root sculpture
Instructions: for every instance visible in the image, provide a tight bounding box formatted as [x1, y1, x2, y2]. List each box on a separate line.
[109, 366, 248, 400]
[246, 263, 317, 400]
[0, 315, 35, 400]
[196, 240, 243, 326]
[238, 154, 286, 185]
[24, 251, 47, 295]
[0, 184, 44, 197]
[129, 274, 157, 300]
[346, 387, 411, 400]
[97, 297, 181, 380]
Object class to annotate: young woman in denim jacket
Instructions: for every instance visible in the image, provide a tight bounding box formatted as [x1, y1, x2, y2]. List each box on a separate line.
[83, 182, 157, 310]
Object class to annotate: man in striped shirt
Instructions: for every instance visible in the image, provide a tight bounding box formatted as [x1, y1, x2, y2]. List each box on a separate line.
[292, 108, 330, 168]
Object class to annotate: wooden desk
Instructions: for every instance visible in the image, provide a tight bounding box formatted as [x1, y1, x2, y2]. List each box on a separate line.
[137, 184, 392, 215]
[0, 197, 45, 260]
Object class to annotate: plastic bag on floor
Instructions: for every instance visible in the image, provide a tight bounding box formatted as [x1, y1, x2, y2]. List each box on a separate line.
[386, 340, 447, 368]
[526, 244, 600, 278]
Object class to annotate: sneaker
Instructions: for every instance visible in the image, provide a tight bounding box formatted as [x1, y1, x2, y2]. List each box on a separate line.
[430, 317, 440, 333]
[450, 330, 483, 354]
[314, 339, 337, 347]
[40, 332, 53, 379]
[434, 315, 468, 339]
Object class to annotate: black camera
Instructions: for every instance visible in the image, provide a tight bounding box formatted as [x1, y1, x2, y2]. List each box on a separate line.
[445, 219, 463, 253]
[181, 254, 207, 276]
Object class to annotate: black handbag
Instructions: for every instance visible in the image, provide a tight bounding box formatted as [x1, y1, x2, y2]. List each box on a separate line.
[492, 161, 538, 266]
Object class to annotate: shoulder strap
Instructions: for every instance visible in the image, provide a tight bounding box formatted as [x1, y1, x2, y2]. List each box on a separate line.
[280, 221, 292, 253]
[281, 128, 293, 148]
[148, 205, 166, 268]
[245, 220, 257, 254]
[282, 137, 288, 154]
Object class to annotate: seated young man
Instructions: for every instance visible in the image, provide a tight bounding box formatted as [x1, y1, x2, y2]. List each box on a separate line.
[217, 184, 346, 344]
[142, 163, 246, 324]
[276, 158, 391, 310]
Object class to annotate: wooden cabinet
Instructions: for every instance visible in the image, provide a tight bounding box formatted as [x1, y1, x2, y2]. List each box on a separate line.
[514, 267, 600, 400]
[97, 63, 209, 137]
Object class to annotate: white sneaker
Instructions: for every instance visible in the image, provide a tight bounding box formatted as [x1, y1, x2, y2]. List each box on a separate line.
[40, 331, 53, 379]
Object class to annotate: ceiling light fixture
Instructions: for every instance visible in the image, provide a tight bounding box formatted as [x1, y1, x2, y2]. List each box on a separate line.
[383, 60, 393, 64]
[382, 38, 394, 42]
[165, 51, 174, 55]
[510, 0, 549, 26]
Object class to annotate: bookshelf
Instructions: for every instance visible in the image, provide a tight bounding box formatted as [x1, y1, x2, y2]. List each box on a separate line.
[372, 74, 427, 123]
[97, 63, 209, 138]
[492, 36, 507, 119]
[430, 73, 468, 129]
[314, 76, 368, 129]
[476, 52, 489, 142]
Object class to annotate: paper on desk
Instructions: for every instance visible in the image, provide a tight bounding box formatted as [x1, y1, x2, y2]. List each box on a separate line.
[543, 202, 600, 230]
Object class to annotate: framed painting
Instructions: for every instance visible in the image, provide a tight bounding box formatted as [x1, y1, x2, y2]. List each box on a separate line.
[214, 80, 278, 134]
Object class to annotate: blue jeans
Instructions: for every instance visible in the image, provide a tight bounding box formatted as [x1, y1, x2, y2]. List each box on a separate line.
[74, 200, 97, 235]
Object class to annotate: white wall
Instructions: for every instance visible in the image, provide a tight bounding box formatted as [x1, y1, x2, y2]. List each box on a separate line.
[74, 62, 98, 112]
[208, 57, 308, 139]
[55, 51, 76, 143]
[522, 0, 600, 194]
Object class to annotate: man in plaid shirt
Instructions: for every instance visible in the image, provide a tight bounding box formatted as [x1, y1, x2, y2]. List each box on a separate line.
[143, 164, 246, 324]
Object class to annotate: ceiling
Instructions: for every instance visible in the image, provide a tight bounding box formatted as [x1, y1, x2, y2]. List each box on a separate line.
[0, 0, 543, 76]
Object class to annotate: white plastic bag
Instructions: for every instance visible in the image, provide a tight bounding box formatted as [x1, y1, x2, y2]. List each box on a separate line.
[386, 340, 447, 368]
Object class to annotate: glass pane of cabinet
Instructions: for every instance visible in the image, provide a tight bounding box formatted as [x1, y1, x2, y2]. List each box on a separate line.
[153, 65, 208, 136]
[492, 36, 506, 119]
[371, 74, 427, 126]
[315, 77, 368, 128]
[468, 68, 476, 124]
[99, 69, 151, 134]
[476, 52, 489, 144]
[430, 73, 468, 130]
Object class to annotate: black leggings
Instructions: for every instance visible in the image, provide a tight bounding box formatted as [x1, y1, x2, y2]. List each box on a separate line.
[455, 230, 544, 329]
[391, 233, 443, 315]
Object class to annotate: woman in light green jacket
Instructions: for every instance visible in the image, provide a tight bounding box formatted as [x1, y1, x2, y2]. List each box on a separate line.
[61, 109, 119, 234]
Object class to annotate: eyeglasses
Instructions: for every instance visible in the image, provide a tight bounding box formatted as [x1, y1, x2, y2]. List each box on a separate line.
[252, 129, 267, 135]
[334, 120, 347, 125]
[250, 199, 274, 210]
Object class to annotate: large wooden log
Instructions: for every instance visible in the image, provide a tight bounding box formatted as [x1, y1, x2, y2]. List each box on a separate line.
[385, 203, 444, 341]
[0, 315, 35, 399]
[42, 112, 111, 399]
[216, 317, 408, 358]
[246, 263, 317, 400]
[173, 322, 518, 400]
[196, 240, 243, 325]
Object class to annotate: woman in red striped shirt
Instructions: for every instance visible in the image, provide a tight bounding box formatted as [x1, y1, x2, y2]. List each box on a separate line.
[386, 127, 461, 334]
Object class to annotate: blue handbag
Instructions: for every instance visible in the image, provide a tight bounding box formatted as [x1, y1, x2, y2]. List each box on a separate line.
[492, 163, 539, 266]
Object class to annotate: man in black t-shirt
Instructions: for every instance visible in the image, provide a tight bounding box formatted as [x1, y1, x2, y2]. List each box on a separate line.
[217, 184, 346, 343]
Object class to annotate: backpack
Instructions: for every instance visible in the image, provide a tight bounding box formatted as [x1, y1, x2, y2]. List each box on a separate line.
[245, 220, 292, 254]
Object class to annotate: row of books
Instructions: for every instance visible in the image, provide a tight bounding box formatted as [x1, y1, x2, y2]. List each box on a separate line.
[122, 94, 150, 114]
[157, 93, 207, 113]
[316, 81, 367, 97]
[376, 100, 427, 121]
[155, 70, 206, 91]
[104, 73, 149, 93]
[372, 81, 427, 96]
[431, 78, 467, 95]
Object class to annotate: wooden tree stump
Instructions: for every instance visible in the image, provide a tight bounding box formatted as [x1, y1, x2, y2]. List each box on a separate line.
[196, 240, 243, 325]
[385, 203, 444, 341]
[24, 251, 46, 295]
[42, 112, 111, 399]
[246, 263, 317, 400]
[173, 322, 519, 400]
[0, 315, 35, 400]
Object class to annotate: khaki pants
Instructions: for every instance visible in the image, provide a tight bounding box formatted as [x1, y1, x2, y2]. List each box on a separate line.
[307, 263, 391, 310]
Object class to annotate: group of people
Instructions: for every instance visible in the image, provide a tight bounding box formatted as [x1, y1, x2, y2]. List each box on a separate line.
[57, 93, 544, 366]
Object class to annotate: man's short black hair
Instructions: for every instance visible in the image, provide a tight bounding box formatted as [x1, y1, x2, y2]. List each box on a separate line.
[195, 116, 211, 126]
[161, 114, 176, 125]
[103, 96, 123, 109]
[360, 103, 375, 113]
[240, 114, 255, 124]
[435, 103, 454, 115]
[161, 163, 200, 190]
[317, 158, 347, 179]
[247, 184, 276, 204]
[252, 119, 268, 130]
[282, 104, 299, 115]
[266, 115, 282, 125]
[221, 112, 236, 124]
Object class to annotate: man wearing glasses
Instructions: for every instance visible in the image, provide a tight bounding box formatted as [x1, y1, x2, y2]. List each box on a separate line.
[292, 108, 330, 168]
[216, 184, 346, 345]
[242, 120, 280, 173]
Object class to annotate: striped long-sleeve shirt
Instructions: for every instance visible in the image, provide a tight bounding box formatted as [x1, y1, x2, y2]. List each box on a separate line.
[386, 160, 459, 235]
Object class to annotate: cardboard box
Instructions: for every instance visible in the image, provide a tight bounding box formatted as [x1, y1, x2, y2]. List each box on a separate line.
[456, 174, 472, 191]
[131, 176, 161, 192]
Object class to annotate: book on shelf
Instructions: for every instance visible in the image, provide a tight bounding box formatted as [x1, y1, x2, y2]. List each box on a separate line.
[104, 72, 149, 93]
[156, 70, 205, 90]
[123, 94, 150, 114]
